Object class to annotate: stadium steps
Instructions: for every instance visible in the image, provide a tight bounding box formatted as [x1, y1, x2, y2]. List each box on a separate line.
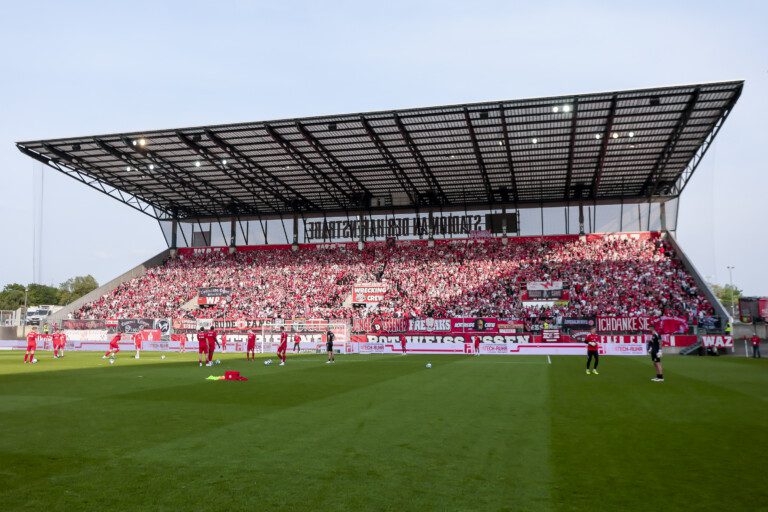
[181, 296, 199, 311]
[49, 248, 171, 325]
[679, 340, 703, 355]
[663, 231, 731, 325]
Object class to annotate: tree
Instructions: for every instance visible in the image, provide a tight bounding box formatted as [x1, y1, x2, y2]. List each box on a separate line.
[26, 284, 60, 306]
[710, 283, 742, 311]
[0, 275, 100, 311]
[0, 284, 26, 310]
[58, 275, 99, 305]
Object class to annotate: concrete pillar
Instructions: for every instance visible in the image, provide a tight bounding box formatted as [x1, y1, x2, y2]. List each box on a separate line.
[358, 214, 365, 246]
[428, 209, 435, 246]
[170, 219, 178, 249]
[292, 213, 299, 250]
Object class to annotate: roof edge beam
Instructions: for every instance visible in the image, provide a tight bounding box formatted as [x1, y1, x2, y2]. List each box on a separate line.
[591, 95, 618, 198]
[463, 107, 494, 204]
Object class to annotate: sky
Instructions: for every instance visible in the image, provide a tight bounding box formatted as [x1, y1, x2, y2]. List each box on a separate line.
[0, 0, 766, 294]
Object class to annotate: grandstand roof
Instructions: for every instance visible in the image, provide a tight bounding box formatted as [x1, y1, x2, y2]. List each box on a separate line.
[17, 80, 742, 221]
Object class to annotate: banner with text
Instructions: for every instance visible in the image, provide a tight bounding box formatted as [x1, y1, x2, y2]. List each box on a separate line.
[351, 283, 388, 304]
[597, 316, 688, 333]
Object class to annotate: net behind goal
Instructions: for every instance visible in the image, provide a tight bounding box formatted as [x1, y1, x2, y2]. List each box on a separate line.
[260, 320, 349, 354]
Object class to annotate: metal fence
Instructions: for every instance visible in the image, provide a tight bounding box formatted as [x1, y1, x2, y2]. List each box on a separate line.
[1, 310, 20, 327]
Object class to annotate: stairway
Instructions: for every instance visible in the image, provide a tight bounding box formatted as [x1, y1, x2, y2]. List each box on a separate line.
[680, 340, 702, 355]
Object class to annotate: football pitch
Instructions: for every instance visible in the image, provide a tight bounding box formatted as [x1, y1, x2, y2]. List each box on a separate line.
[0, 351, 765, 512]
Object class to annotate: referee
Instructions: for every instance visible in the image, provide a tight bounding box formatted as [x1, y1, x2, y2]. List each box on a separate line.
[647, 326, 664, 382]
[325, 330, 335, 364]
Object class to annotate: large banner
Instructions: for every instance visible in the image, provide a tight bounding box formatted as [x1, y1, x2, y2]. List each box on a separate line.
[597, 316, 653, 332]
[450, 317, 499, 333]
[170, 332, 329, 353]
[177, 247, 230, 257]
[185, 318, 273, 332]
[349, 334, 647, 356]
[118, 318, 155, 334]
[198, 287, 232, 297]
[596, 316, 688, 333]
[561, 317, 596, 329]
[153, 319, 171, 336]
[497, 319, 525, 333]
[304, 214, 488, 242]
[352, 317, 408, 333]
[61, 319, 107, 330]
[700, 335, 734, 348]
[407, 317, 452, 333]
[351, 283, 388, 304]
[198, 287, 232, 305]
[526, 281, 564, 299]
[63, 329, 109, 341]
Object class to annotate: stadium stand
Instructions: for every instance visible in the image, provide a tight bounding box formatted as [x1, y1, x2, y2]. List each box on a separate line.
[72, 233, 714, 324]
[18, 82, 742, 331]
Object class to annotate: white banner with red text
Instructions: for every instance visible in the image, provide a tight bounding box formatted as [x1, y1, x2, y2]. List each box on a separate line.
[349, 334, 647, 355]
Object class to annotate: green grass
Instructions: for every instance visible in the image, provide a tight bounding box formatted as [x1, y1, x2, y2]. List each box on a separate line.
[0, 351, 766, 512]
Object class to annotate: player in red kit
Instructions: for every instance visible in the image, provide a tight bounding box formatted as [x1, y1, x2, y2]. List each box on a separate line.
[277, 327, 288, 366]
[750, 335, 761, 358]
[132, 332, 142, 359]
[246, 330, 257, 361]
[104, 332, 122, 360]
[206, 327, 220, 366]
[293, 333, 301, 353]
[196, 327, 207, 366]
[178, 335, 187, 353]
[221, 333, 228, 352]
[584, 327, 600, 375]
[400, 333, 407, 355]
[473, 335, 481, 356]
[58, 331, 67, 358]
[51, 331, 61, 359]
[24, 327, 38, 363]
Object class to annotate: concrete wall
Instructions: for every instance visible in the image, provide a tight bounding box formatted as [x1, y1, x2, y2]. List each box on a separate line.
[0, 327, 18, 340]
[734, 322, 766, 340]
[49, 249, 171, 325]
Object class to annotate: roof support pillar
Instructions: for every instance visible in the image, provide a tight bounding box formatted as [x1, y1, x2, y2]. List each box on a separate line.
[428, 209, 435, 246]
[619, 198, 624, 232]
[170, 218, 178, 256]
[292, 213, 299, 249]
[230, 220, 237, 250]
[578, 203, 585, 235]
[501, 205, 508, 237]
[501, 206, 508, 245]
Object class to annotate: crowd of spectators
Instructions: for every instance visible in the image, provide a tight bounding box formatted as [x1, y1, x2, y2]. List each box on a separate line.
[74, 235, 714, 324]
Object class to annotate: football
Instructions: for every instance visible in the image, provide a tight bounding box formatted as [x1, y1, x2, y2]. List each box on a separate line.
[109, 359, 115, 365]
[215, 359, 221, 365]
[32, 358, 38, 364]
[426, 363, 432, 369]
[160, 355, 166, 360]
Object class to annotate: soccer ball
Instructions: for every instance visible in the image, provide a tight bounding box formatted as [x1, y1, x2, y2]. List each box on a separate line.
[160, 355, 166, 360]
[32, 358, 38, 364]
[215, 359, 221, 365]
[264, 359, 272, 366]
[425, 363, 432, 369]
[109, 359, 115, 365]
